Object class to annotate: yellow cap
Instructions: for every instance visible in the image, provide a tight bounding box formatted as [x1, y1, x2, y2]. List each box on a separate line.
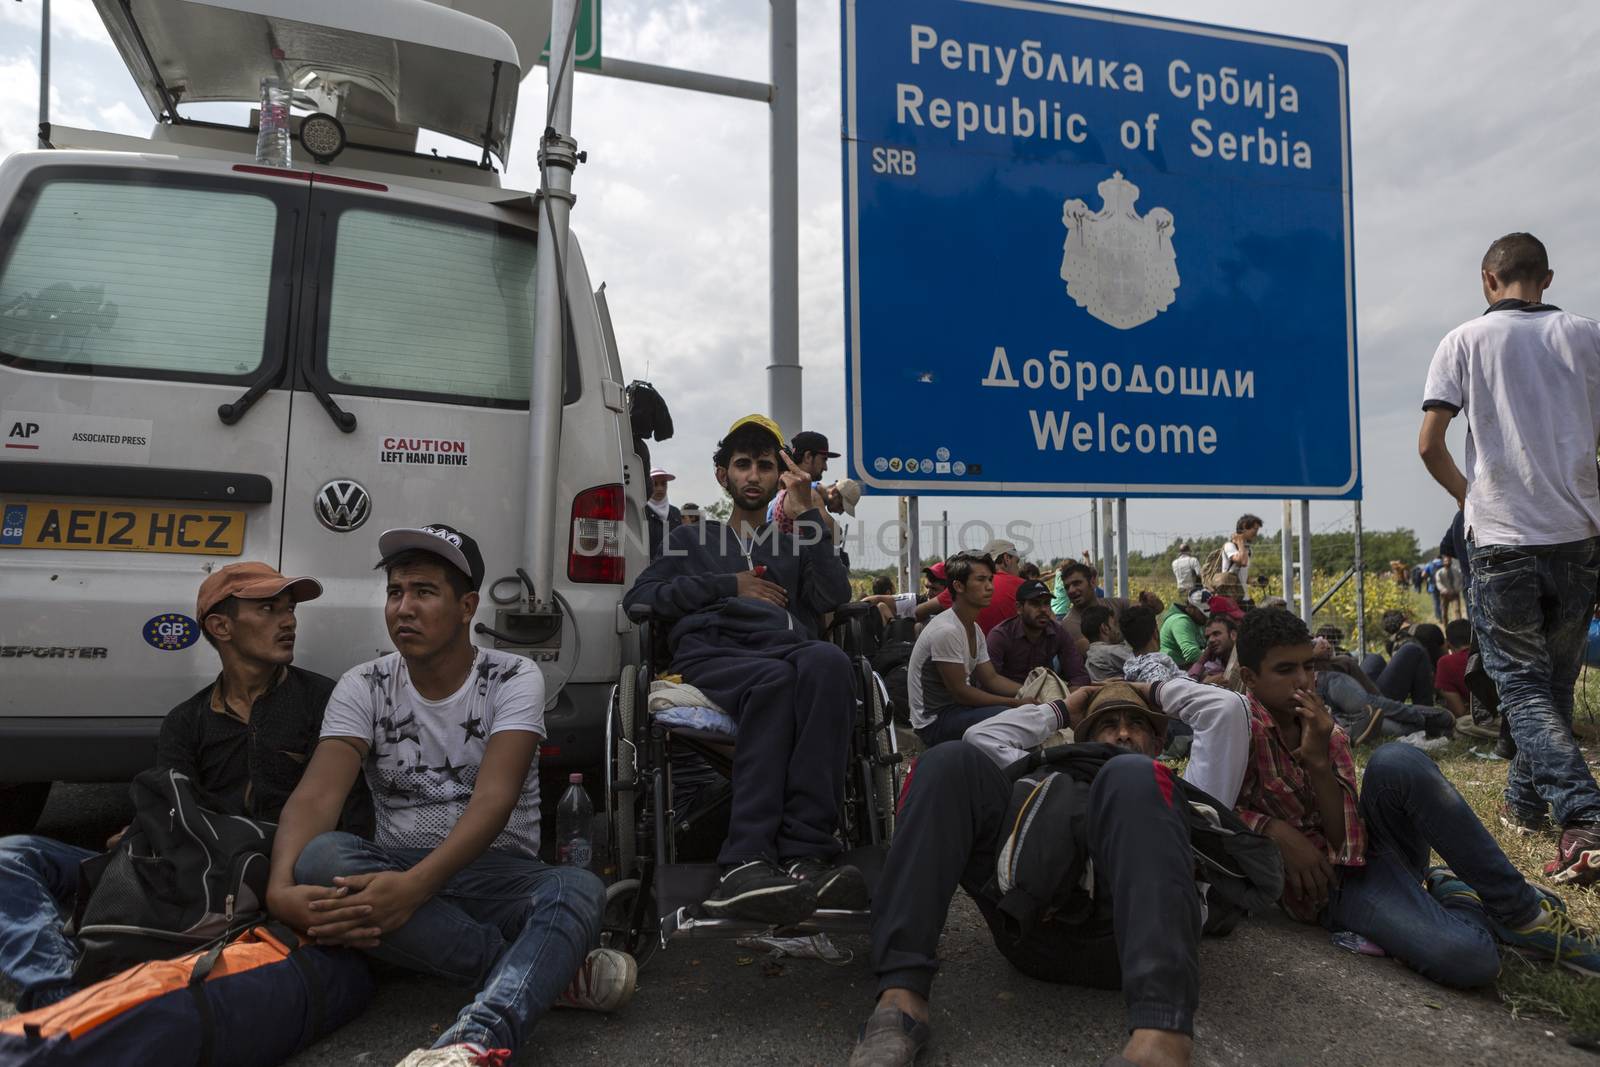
[725, 413, 786, 447]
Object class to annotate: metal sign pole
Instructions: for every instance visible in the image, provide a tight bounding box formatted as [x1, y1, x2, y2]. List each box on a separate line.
[941, 509, 949, 558]
[906, 496, 921, 582]
[902, 499, 915, 591]
[767, 0, 800, 437]
[1280, 501, 1294, 605]
[523, 0, 582, 614]
[37, 0, 50, 147]
[1088, 498, 1099, 576]
[1299, 499, 1314, 625]
[1353, 500, 1367, 653]
[1115, 498, 1129, 599]
[1100, 498, 1114, 592]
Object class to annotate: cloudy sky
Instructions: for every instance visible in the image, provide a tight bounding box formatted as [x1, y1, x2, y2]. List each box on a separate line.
[3, 0, 1595, 571]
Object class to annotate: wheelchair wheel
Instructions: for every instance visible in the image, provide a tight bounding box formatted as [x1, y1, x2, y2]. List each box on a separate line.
[867, 671, 899, 841]
[611, 665, 639, 879]
[601, 878, 659, 968]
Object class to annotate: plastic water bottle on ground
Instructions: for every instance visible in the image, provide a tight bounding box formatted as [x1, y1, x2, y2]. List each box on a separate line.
[557, 773, 593, 869]
[255, 76, 292, 167]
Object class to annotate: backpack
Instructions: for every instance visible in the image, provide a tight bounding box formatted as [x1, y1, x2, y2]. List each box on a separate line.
[871, 637, 916, 726]
[1199, 544, 1227, 591]
[986, 743, 1283, 952]
[0, 925, 372, 1067]
[66, 768, 276, 985]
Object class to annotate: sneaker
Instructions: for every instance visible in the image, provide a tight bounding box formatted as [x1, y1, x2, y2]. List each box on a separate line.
[1423, 865, 1483, 910]
[849, 1004, 931, 1067]
[395, 1045, 511, 1067]
[1494, 898, 1600, 977]
[1351, 706, 1385, 746]
[556, 948, 637, 1013]
[702, 859, 818, 925]
[1456, 717, 1500, 741]
[1500, 803, 1555, 836]
[1546, 825, 1600, 885]
[785, 856, 871, 911]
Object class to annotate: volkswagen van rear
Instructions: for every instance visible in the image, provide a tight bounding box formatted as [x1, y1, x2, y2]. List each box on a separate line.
[0, 0, 645, 832]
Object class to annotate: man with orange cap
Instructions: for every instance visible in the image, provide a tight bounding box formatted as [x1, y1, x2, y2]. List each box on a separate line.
[0, 562, 366, 1010]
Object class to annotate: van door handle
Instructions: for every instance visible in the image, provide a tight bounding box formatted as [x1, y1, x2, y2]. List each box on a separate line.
[304, 376, 358, 433]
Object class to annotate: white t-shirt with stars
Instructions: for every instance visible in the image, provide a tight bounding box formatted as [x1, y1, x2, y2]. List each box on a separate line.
[322, 647, 545, 858]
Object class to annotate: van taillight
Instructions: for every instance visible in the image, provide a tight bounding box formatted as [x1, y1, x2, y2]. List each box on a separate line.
[569, 484, 625, 584]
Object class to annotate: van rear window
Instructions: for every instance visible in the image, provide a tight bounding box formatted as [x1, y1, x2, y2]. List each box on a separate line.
[0, 181, 275, 376]
[323, 209, 536, 402]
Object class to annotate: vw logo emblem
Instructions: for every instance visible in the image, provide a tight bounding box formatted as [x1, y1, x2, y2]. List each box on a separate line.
[315, 479, 371, 532]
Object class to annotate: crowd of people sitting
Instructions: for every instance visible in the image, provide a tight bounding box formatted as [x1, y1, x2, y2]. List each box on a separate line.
[4, 232, 1600, 1067]
[850, 535, 1600, 1067]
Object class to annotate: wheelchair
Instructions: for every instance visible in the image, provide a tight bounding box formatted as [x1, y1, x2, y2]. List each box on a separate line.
[601, 601, 903, 962]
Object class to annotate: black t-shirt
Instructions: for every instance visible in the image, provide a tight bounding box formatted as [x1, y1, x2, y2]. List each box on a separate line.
[156, 664, 372, 835]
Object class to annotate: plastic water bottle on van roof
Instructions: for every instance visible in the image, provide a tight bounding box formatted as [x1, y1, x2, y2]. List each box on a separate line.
[254, 76, 291, 167]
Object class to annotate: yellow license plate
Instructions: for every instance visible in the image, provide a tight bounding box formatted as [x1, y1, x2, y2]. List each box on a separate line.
[0, 502, 245, 556]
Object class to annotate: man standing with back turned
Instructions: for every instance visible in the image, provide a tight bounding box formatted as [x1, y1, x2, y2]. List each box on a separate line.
[1419, 232, 1600, 882]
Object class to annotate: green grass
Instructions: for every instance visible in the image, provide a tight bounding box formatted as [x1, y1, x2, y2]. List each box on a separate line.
[1383, 676, 1600, 1037]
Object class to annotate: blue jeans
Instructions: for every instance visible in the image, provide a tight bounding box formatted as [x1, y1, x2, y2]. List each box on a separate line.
[1470, 537, 1600, 826]
[1325, 744, 1539, 987]
[915, 704, 1010, 747]
[1317, 671, 1452, 739]
[0, 835, 93, 1010]
[294, 833, 603, 1053]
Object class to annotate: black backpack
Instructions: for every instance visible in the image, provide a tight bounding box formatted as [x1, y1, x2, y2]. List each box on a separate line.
[67, 768, 276, 984]
[987, 743, 1283, 949]
[871, 636, 916, 726]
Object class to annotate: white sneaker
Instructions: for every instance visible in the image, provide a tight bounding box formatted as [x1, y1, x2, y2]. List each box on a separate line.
[556, 947, 638, 1013]
[394, 1044, 510, 1067]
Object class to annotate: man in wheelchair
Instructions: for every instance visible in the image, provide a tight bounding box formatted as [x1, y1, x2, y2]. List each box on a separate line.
[623, 414, 864, 926]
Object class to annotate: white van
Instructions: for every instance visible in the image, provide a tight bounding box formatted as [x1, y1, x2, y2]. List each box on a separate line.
[0, 0, 647, 832]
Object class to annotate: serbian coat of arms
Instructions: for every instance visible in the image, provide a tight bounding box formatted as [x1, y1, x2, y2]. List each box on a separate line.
[1059, 171, 1179, 330]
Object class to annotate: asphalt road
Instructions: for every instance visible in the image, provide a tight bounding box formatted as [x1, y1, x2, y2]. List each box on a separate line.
[5, 783, 1596, 1066]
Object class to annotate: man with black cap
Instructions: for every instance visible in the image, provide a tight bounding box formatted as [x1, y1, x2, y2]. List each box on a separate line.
[267, 524, 632, 1067]
[626, 414, 862, 927]
[765, 429, 837, 521]
[0, 562, 367, 1011]
[851, 680, 1259, 1067]
[985, 577, 1089, 686]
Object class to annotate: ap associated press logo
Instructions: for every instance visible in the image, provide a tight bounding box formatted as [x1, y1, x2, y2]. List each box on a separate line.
[143, 613, 199, 652]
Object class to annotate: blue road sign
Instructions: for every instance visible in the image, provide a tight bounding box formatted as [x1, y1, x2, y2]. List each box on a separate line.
[842, 0, 1358, 498]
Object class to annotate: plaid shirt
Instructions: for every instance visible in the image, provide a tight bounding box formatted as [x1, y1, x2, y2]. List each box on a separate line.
[1234, 693, 1366, 921]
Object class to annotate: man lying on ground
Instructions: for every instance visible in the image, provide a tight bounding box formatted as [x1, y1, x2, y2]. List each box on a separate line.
[268, 524, 630, 1067]
[1234, 608, 1600, 986]
[0, 563, 370, 1010]
[1313, 641, 1454, 743]
[907, 552, 1023, 746]
[1361, 623, 1449, 710]
[623, 415, 864, 924]
[851, 680, 1256, 1067]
